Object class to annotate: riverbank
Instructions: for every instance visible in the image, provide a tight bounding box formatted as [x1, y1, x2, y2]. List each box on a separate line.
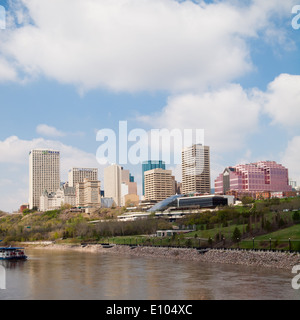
[23, 243, 300, 270]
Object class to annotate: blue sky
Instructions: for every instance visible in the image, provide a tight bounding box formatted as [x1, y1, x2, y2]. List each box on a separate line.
[0, 0, 300, 212]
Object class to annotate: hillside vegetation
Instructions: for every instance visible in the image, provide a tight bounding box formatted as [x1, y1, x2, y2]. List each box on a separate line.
[0, 197, 299, 251]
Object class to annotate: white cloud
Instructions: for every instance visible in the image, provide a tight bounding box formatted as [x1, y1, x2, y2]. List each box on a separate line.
[281, 136, 300, 183]
[0, 0, 296, 93]
[260, 74, 300, 128]
[36, 124, 65, 138]
[0, 135, 101, 176]
[0, 136, 104, 211]
[138, 73, 300, 186]
[0, 57, 17, 82]
[139, 83, 261, 152]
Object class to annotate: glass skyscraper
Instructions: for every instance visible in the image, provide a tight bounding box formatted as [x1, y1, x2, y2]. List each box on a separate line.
[142, 160, 166, 195]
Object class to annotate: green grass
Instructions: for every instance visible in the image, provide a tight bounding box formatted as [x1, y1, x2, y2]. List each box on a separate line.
[182, 223, 248, 240]
[246, 223, 300, 241]
[238, 224, 300, 251]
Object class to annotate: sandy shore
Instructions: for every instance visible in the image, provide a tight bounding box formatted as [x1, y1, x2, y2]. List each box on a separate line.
[24, 243, 300, 270]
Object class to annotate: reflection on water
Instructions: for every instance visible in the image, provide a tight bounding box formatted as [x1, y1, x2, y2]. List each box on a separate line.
[0, 248, 299, 300]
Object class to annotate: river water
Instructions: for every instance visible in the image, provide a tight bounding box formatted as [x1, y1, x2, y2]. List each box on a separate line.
[0, 248, 299, 300]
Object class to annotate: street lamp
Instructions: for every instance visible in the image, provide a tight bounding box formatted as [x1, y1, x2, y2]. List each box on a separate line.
[269, 238, 272, 250]
[252, 237, 255, 250]
[289, 238, 291, 251]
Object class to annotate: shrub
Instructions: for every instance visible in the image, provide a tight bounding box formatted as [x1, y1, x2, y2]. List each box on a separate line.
[185, 239, 192, 247]
[232, 227, 241, 243]
[292, 211, 300, 223]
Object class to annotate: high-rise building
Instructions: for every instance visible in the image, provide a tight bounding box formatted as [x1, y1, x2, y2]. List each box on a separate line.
[76, 178, 101, 208]
[68, 168, 98, 187]
[144, 168, 175, 202]
[29, 149, 60, 210]
[104, 164, 139, 207]
[215, 161, 292, 195]
[104, 164, 122, 207]
[121, 168, 138, 203]
[142, 160, 166, 195]
[181, 144, 210, 195]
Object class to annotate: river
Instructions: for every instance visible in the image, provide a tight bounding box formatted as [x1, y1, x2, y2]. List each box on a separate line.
[0, 248, 299, 300]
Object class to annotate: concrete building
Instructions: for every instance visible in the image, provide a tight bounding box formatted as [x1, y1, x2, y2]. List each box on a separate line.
[68, 167, 98, 187]
[104, 164, 138, 207]
[124, 194, 140, 207]
[182, 144, 211, 195]
[40, 189, 64, 212]
[104, 164, 122, 207]
[142, 160, 166, 195]
[63, 185, 76, 207]
[101, 197, 115, 208]
[215, 161, 292, 197]
[121, 168, 138, 206]
[289, 179, 297, 190]
[76, 178, 101, 210]
[39, 185, 76, 212]
[29, 149, 60, 210]
[144, 168, 175, 202]
[121, 169, 137, 195]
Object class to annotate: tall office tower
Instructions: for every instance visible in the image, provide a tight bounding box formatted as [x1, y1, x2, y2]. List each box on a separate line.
[181, 144, 211, 195]
[144, 168, 175, 202]
[142, 160, 166, 195]
[29, 149, 60, 210]
[104, 164, 122, 207]
[68, 168, 98, 187]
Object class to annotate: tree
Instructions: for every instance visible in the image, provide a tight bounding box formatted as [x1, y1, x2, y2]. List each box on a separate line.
[264, 220, 273, 232]
[241, 196, 254, 206]
[292, 211, 300, 223]
[232, 227, 241, 243]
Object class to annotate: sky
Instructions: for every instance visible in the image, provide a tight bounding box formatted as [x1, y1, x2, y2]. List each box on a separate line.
[0, 0, 300, 212]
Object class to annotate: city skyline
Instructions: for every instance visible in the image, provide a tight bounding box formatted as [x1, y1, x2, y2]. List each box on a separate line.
[0, 0, 300, 212]
[26, 145, 297, 213]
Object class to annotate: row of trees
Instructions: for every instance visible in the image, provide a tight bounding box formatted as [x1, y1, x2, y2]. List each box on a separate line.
[0, 208, 172, 243]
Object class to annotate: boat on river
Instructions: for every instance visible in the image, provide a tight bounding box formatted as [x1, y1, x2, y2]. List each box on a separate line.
[0, 247, 28, 260]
